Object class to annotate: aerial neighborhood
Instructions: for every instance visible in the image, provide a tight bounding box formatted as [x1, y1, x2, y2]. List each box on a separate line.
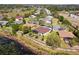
[0, 5, 79, 55]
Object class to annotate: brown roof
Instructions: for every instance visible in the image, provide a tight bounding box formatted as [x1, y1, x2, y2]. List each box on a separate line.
[58, 30, 74, 38]
[16, 16, 23, 19]
[35, 26, 51, 34]
[23, 23, 40, 30]
[23, 23, 36, 27]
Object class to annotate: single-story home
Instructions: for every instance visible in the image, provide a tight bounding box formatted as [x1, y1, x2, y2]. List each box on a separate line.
[70, 14, 78, 20]
[34, 8, 41, 15]
[23, 23, 40, 29]
[44, 8, 51, 15]
[33, 26, 51, 35]
[29, 20, 39, 25]
[58, 30, 74, 40]
[23, 23, 37, 27]
[44, 16, 53, 20]
[15, 16, 23, 21]
[43, 19, 51, 24]
[14, 20, 23, 24]
[53, 25, 65, 31]
[40, 16, 53, 24]
[0, 21, 8, 26]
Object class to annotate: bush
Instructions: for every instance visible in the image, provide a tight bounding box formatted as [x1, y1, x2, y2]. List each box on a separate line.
[70, 37, 79, 46]
[46, 32, 61, 48]
[35, 35, 38, 39]
[62, 20, 71, 26]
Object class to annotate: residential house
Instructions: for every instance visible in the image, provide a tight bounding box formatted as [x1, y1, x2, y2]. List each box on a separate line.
[58, 30, 75, 44]
[72, 21, 79, 30]
[69, 13, 79, 29]
[14, 20, 23, 24]
[70, 14, 78, 20]
[40, 16, 53, 24]
[69, 12, 79, 20]
[0, 21, 8, 26]
[15, 16, 23, 21]
[44, 8, 51, 15]
[29, 19, 39, 25]
[23, 23, 40, 29]
[58, 30, 74, 41]
[34, 8, 41, 15]
[47, 15, 53, 19]
[53, 25, 65, 31]
[33, 26, 51, 36]
[15, 16, 23, 24]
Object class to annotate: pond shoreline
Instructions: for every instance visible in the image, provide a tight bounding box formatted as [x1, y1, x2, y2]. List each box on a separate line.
[0, 32, 36, 55]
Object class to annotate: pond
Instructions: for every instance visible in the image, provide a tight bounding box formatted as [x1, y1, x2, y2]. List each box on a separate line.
[0, 36, 35, 55]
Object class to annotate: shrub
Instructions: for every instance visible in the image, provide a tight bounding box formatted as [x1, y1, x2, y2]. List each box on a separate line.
[46, 31, 61, 48]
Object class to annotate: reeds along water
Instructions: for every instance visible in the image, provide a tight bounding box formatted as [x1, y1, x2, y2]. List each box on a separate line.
[0, 36, 35, 55]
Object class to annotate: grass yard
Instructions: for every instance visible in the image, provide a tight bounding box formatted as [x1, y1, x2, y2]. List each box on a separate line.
[52, 18, 59, 26]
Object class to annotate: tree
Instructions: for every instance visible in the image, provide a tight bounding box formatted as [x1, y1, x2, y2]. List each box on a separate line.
[7, 19, 14, 26]
[22, 26, 32, 34]
[46, 32, 61, 48]
[69, 37, 79, 46]
[24, 13, 30, 17]
[16, 14, 20, 16]
[19, 24, 23, 31]
[59, 16, 64, 22]
[24, 18, 31, 23]
[11, 24, 20, 35]
[59, 16, 71, 26]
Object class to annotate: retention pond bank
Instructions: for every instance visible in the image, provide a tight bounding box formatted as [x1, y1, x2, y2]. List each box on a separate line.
[0, 36, 35, 55]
